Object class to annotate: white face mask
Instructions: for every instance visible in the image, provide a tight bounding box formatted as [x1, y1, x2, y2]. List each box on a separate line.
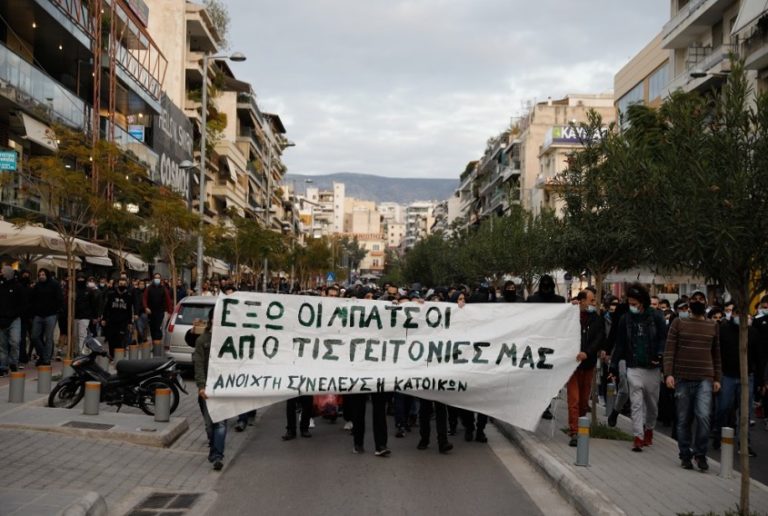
[87, 282, 96, 289]
[586, 305, 597, 313]
[759, 308, 768, 316]
[678, 311, 690, 319]
[629, 306, 640, 315]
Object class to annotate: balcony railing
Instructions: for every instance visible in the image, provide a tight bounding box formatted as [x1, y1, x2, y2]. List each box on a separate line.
[102, 118, 159, 174]
[0, 41, 89, 129]
[663, 0, 708, 39]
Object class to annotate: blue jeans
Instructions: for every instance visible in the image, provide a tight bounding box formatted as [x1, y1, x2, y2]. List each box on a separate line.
[0, 318, 21, 370]
[31, 314, 58, 365]
[198, 396, 227, 462]
[675, 379, 713, 459]
[713, 374, 754, 446]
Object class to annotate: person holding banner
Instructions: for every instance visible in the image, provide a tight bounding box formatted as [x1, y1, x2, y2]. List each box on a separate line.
[193, 308, 227, 471]
[567, 289, 605, 447]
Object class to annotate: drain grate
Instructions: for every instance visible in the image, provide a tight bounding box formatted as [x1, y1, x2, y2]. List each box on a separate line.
[127, 492, 202, 516]
[62, 421, 115, 431]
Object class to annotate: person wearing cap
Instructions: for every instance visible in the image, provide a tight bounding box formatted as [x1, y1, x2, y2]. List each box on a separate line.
[609, 283, 667, 452]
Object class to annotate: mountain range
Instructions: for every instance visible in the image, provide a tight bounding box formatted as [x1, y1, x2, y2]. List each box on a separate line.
[284, 173, 458, 204]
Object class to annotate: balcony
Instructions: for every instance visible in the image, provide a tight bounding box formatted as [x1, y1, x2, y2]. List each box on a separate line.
[743, 23, 768, 71]
[666, 43, 736, 94]
[0, 41, 89, 130]
[102, 118, 159, 175]
[662, 0, 734, 49]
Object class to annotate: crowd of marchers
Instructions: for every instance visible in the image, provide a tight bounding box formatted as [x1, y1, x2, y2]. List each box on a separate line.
[188, 275, 768, 473]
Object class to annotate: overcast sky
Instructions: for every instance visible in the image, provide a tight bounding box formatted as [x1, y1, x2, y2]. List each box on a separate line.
[226, 0, 670, 180]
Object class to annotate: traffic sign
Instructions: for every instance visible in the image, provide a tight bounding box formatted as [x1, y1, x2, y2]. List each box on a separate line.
[326, 271, 336, 283]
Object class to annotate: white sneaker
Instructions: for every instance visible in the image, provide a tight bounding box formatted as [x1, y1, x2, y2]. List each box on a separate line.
[343, 421, 353, 431]
[309, 418, 316, 429]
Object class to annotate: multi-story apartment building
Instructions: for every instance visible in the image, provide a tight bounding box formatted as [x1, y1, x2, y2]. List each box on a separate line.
[615, 33, 669, 117]
[386, 222, 406, 248]
[403, 201, 435, 249]
[520, 94, 616, 215]
[430, 196, 462, 237]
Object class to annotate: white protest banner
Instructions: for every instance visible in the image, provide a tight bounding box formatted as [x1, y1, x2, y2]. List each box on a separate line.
[205, 292, 580, 431]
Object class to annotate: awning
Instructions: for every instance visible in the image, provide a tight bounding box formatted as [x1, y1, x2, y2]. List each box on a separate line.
[85, 256, 113, 267]
[34, 255, 82, 270]
[20, 113, 58, 152]
[204, 256, 229, 275]
[0, 220, 109, 257]
[219, 156, 239, 183]
[732, 0, 768, 34]
[109, 249, 148, 272]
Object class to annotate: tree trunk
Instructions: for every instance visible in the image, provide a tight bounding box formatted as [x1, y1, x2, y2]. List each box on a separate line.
[591, 271, 605, 428]
[737, 302, 750, 515]
[66, 245, 76, 360]
[170, 254, 178, 308]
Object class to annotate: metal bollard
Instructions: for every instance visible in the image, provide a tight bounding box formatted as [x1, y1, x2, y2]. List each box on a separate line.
[37, 365, 52, 394]
[113, 348, 125, 363]
[8, 372, 25, 403]
[128, 344, 138, 360]
[83, 381, 101, 415]
[154, 387, 171, 423]
[575, 416, 590, 466]
[152, 342, 164, 358]
[141, 342, 151, 359]
[62, 359, 74, 379]
[719, 427, 734, 479]
[605, 382, 616, 416]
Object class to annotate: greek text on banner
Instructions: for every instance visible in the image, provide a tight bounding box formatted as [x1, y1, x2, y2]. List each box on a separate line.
[205, 292, 580, 431]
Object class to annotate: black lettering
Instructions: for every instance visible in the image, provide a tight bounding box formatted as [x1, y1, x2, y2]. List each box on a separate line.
[458, 381, 468, 392]
[225, 374, 235, 389]
[496, 343, 517, 366]
[350, 338, 366, 361]
[305, 376, 316, 392]
[266, 301, 285, 330]
[390, 339, 405, 363]
[323, 339, 342, 361]
[363, 306, 383, 329]
[393, 377, 403, 391]
[242, 336, 256, 359]
[427, 341, 444, 363]
[350, 306, 365, 327]
[408, 340, 425, 361]
[445, 306, 451, 328]
[360, 377, 372, 392]
[271, 377, 282, 390]
[327, 376, 337, 392]
[365, 339, 380, 362]
[453, 341, 469, 364]
[425, 306, 442, 328]
[243, 300, 262, 329]
[328, 306, 349, 327]
[298, 302, 315, 327]
[444, 341, 453, 362]
[376, 377, 385, 392]
[294, 337, 311, 357]
[537, 347, 554, 369]
[385, 305, 402, 327]
[213, 375, 224, 390]
[221, 298, 239, 327]
[472, 342, 490, 364]
[263, 336, 279, 359]
[287, 375, 299, 391]
[403, 306, 420, 329]
[519, 345, 535, 369]
[218, 336, 238, 359]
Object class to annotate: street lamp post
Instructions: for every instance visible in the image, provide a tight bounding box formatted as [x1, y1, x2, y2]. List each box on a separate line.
[196, 51, 246, 293]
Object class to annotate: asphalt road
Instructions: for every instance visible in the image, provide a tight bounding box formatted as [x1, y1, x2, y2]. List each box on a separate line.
[206, 402, 555, 516]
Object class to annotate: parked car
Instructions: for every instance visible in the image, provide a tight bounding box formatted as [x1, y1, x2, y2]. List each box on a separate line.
[163, 295, 216, 367]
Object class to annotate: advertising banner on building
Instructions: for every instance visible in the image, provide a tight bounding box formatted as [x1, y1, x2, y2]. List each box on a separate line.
[204, 292, 580, 431]
[152, 94, 194, 199]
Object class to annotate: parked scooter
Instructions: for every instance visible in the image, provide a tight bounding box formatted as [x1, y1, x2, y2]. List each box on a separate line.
[48, 336, 187, 416]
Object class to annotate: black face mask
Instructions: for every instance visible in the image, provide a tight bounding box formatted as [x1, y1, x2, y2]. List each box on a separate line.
[690, 301, 706, 316]
[503, 290, 517, 302]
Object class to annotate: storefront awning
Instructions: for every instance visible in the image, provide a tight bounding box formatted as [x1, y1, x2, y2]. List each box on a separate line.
[20, 113, 58, 152]
[732, 0, 768, 35]
[110, 249, 148, 272]
[204, 256, 229, 275]
[34, 255, 81, 270]
[0, 220, 108, 257]
[84, 256, 113, 267]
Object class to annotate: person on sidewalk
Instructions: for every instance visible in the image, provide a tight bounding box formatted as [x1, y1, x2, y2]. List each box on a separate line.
[101, 278, 135, 356]
[609, 284, 667, 452]
[664, 290, 721, 472]
[712, 308, 760, 457]
[0, 266, 25, 375]
[30, 268, 63, 366]
[143, 273, 172, 352]
[193, 308, 227, 471]
[567, 289, 605, 446]
[74, 275, 97, 355]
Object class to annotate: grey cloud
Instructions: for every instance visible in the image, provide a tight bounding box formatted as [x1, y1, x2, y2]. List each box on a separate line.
[226, 0, 669, 178]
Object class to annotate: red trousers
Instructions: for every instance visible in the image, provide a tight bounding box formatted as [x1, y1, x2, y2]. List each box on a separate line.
[567, 367, 594, 435]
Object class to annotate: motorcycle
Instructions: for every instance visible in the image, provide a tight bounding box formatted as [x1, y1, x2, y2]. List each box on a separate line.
[48, 336, 187, 416]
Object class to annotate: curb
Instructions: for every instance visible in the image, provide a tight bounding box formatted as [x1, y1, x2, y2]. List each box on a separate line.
[494, 420, 626, 516]
[61, 491, 108, 516]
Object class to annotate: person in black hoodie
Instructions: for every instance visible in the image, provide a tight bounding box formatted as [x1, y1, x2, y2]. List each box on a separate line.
[74, 275, 97, 354]
[0, 266, 26, 374]
[526, 274, 566, 304]
[566, 289, 605, 446]
[143, 273, 172, 350]
[30, 268, 63, 365]
[712, 311, 761, 457]
[101, 278, 134, 355]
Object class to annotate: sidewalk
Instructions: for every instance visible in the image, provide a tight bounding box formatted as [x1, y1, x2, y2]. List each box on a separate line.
[0, 365, 256, 515]
[496, 391, 768, 516]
